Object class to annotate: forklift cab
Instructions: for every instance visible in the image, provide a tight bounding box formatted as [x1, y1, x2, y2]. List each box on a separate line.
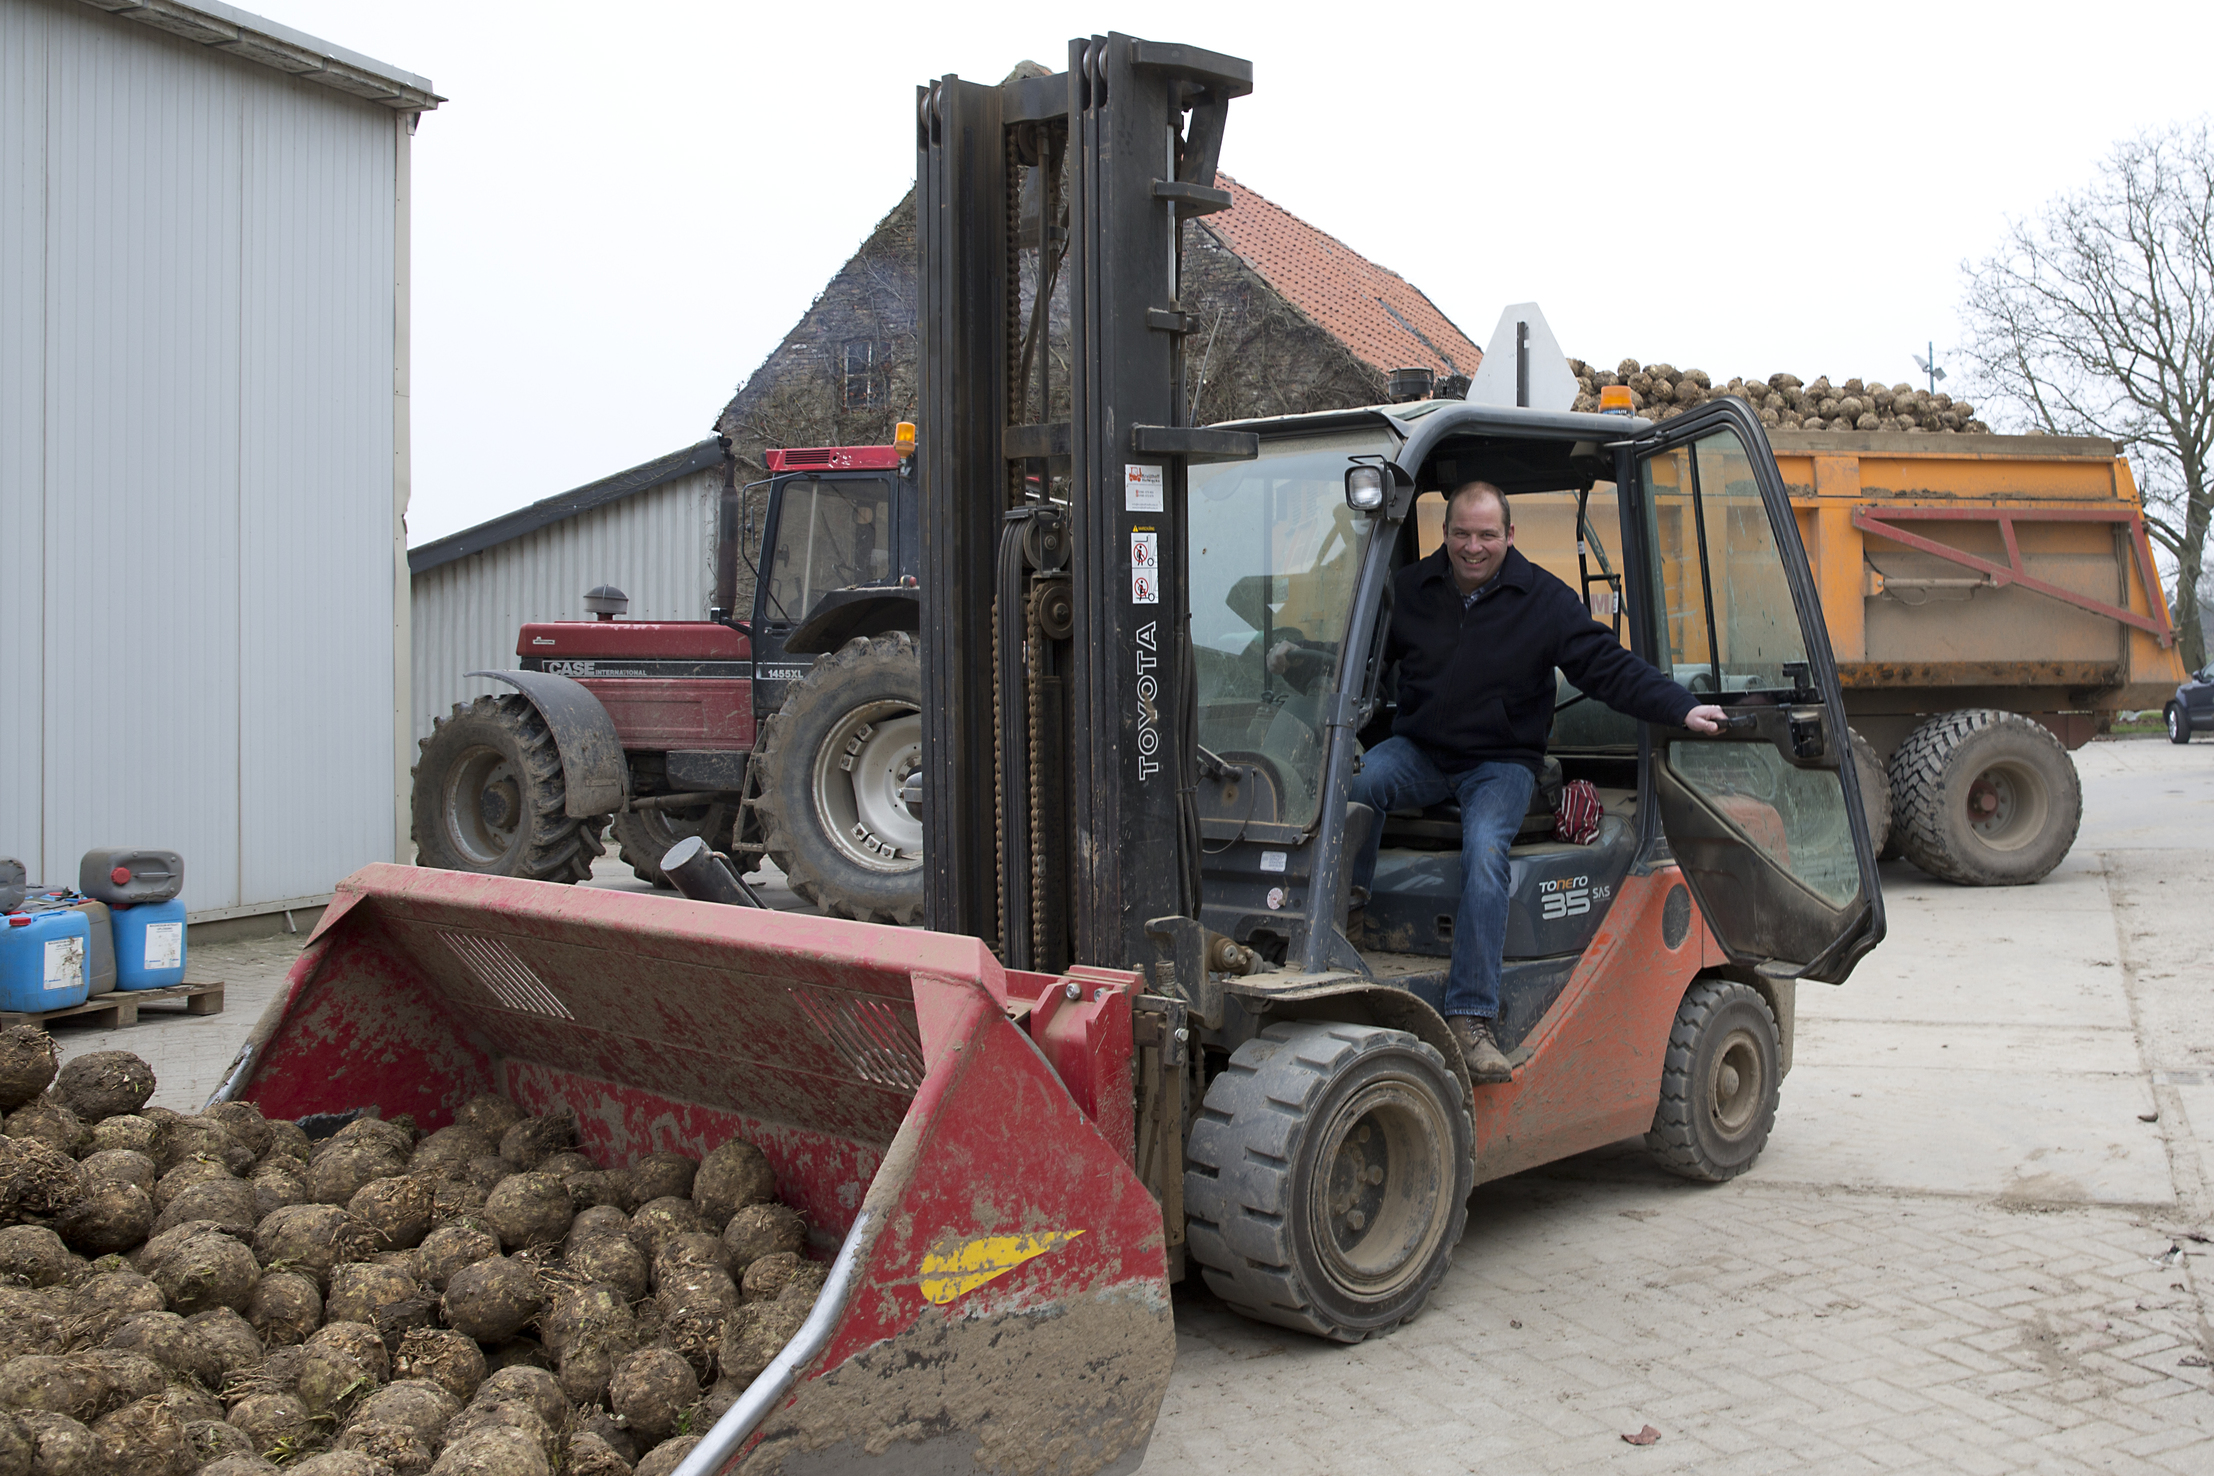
[1189, 396, 1885, 1022]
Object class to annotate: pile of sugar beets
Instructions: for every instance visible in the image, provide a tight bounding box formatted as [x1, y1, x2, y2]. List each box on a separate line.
[0, 1024, 826, 1476]
[1567, 359, 1994, 435]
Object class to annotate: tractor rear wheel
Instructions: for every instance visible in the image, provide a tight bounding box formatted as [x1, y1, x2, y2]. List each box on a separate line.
[610, 804, 734, 890]
[1645, 978, 1781, 1183]
[1184, 1021, 1472, 1342]
[751, 633, 924, 925]
[411, 694, 606, 883]
[1889, 709, 2080, 886]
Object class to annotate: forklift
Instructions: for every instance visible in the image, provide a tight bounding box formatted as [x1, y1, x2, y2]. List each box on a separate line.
[913, 33, 1885, 1345]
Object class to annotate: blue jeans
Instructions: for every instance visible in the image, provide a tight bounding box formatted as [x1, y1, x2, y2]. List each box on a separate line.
[1348, 737, 1536, 1020]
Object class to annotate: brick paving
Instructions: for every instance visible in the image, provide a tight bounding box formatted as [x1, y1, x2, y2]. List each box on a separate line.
[34, 741, 2214, 1471]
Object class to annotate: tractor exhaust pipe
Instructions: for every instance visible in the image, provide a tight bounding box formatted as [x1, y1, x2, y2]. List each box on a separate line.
[661, 836, 767, 909]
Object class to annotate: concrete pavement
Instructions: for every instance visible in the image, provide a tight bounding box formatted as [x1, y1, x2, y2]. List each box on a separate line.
[32, 738, 2214, 1472]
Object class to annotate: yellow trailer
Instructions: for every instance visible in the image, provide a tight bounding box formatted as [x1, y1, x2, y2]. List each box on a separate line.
[1773, 430, 2184, 883]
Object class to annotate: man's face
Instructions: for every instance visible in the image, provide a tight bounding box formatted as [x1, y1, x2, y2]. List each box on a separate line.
[1444, 490, 1513, 591]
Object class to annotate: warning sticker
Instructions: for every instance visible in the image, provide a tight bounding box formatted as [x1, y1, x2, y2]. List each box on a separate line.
[1130, 531, 1160, 604]
[144, 921, 183, 971]
[1259, 850, 1288, 873]
[1124, 463, 1164, 512]
[44, 936, 84, 993]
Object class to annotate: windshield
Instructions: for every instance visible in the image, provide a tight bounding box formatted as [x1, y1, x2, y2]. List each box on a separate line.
[766, 477, 893, 621]
[1189, 429, 1395, 832]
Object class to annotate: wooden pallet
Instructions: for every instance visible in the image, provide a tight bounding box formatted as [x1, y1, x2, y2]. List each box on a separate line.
[0, 981, 224, 1030]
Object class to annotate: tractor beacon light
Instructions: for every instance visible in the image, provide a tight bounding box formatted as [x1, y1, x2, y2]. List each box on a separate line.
[894, 422, 917, 452]
[1599, 385, 1633, 415]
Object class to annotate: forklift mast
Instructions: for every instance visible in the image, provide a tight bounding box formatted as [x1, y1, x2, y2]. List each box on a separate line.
[917, 35, 1257, 973]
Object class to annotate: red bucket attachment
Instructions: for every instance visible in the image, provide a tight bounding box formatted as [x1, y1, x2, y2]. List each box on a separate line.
[222, 865, 1173, 1474]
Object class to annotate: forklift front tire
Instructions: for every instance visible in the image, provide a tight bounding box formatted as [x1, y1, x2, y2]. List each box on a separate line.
[1184, 1021, 1472, 1342]
[1645, 978, 1781, 1183]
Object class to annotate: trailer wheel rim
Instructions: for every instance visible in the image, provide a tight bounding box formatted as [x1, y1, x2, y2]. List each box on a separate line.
[811, 701, 924, 873]
[1308, 1077, 1454, 1300]
[442, 745, 524, 866]
[1964, 759, 2048, 851]
[1708, 1026, 1763, 1140]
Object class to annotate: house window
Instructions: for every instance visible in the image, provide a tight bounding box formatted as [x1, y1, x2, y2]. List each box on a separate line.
[842, 340, 881, 409]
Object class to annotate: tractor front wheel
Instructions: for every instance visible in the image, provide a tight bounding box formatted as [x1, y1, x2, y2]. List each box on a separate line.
[411, 694, 606, 883]
[610, 803, 734, 890]
[751, 633, 924, 925]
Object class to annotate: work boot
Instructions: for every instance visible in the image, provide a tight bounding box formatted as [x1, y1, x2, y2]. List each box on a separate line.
[1448, 1015, 1513, 1085]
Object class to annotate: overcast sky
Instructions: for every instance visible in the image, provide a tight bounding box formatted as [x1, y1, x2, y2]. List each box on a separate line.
[265, 0, 2214, 546]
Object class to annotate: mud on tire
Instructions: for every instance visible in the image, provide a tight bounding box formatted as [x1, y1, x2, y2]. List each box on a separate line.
[1645, 978, 1781, 1183]
[751, 633, 923, 925]
[411, 694, 607, 883]
[1184, 1021, 1472, 1343]
[1889, 708, 2080, 886]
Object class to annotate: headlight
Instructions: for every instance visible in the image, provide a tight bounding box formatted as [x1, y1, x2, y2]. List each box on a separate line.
[1345, 465, 1386, 511]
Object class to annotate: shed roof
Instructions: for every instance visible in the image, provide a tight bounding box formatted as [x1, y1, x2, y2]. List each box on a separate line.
[410, 438, 726, 575]
[79, 0, 442, 110]
[1203, 175, 1479, 379]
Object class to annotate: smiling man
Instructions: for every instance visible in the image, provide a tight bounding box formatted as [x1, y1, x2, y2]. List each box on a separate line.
[1349, 480, 1728, 1083]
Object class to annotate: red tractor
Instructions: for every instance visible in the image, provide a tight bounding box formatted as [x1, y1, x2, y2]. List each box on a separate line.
[410, 437, 926, 923]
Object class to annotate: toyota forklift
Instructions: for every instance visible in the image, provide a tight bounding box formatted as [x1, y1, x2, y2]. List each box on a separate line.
[224, 33, 1882, 1475]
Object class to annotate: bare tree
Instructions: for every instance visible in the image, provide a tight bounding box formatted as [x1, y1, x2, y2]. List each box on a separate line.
[1960, 120, 2214, 669]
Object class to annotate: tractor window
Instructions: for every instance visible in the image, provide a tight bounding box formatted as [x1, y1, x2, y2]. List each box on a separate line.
[765, 478, 893, 621]
[1189, 429, 1394, 833]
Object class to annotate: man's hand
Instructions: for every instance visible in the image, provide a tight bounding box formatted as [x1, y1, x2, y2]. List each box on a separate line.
[1683, 704, 1729, 735]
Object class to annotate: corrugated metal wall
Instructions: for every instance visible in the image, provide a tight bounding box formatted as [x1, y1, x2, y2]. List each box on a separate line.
[409, 467, 721, 744]
[0, 0, 402, 916]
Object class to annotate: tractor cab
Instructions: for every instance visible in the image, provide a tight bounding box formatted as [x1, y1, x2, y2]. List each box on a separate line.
[748, 440, 922, 716]
[1190, 395, 1886, 1035]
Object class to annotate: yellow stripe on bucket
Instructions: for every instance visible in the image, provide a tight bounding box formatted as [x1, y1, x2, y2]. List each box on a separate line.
[919, 1231, 1086, 1305]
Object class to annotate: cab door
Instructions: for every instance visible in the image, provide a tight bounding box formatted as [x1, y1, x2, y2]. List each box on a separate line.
[1629, 403, 1883, 983]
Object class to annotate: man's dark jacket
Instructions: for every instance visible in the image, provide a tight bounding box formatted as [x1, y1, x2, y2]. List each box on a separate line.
[1385, 544, 1696, 775]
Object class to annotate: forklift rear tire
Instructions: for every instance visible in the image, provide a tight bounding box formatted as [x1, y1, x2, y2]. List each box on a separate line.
[1645, 978, 1780, 1183]
[610, 804, 733, 890]
[411, 694, 607, 884]
[1184, 1021, 1472, 1343]
[752, 632, 924, 925]
[1889, 709, 2080, 886]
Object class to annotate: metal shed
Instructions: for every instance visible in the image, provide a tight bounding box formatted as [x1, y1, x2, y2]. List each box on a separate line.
[408, 439, 729, 745]
[1, 0, 438, 922]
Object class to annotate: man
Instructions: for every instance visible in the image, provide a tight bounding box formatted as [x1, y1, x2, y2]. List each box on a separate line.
[1350, 481, 1726, 1084]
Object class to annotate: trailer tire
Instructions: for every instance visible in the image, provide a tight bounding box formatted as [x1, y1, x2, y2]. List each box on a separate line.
[1890, 709, 2079, 886]
[411, 694, 607, 883]
[1645, 978, 1780, 1182]
[610, 805, 733, 890]
[1848, 726, 1893, 858]
[1184, 1021, 1471, 1343]
[752, 633, 924, 925]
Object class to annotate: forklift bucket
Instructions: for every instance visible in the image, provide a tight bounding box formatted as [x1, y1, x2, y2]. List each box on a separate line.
[217, 864, 1173, 1476]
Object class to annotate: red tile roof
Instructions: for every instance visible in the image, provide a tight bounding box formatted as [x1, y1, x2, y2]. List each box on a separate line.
[1203, 175, 1482, 379]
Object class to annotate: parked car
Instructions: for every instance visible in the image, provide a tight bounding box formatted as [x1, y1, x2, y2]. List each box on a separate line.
[2166, 665, 2214, 743]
